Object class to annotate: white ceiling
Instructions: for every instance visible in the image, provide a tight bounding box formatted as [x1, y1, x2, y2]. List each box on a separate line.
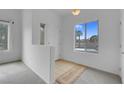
[51, 9, 96, 16]
[53, 9, 72, 15]
[52, 9, 78, 16]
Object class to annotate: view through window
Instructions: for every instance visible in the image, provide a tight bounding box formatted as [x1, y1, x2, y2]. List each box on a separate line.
[74, 20, 98, 52]
[0, 22, 8, 50]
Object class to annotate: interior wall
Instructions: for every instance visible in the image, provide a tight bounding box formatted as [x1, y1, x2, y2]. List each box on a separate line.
[22, 9, 60, 83]
[32, 10, 61, 60]
[60, 9, 121, 75]
[0, 9, 22, 63]
[121, 10, 124, 83]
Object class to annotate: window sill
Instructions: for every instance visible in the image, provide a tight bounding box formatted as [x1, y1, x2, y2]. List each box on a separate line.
[73, 49, 98, 54]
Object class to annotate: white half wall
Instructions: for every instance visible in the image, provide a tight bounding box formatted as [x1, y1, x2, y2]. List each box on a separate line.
[22, 9, 60, 83]
[60, 9, 121, 75]
[0, 9, 22, 63]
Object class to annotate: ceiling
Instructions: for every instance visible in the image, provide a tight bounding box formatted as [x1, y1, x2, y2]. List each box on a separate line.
[53, 9, 73, 16]
[52, 9, 89, 16]
[52, 9, 97, 16]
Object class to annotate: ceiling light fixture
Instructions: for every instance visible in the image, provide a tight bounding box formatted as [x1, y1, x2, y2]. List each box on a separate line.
[72, 9, 80, 16]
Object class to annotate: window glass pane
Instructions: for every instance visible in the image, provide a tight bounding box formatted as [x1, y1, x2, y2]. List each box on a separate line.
[75, 24, 85, 51]
[40, 23, 45, 45]
[86, 21, 98, 52]
[0, 23, 8, 50]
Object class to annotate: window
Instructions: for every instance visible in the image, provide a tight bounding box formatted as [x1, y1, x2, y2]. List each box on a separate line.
[40, 23, 46, 45]
[0, 22, 9, 50]
[74, 20, 98, 52]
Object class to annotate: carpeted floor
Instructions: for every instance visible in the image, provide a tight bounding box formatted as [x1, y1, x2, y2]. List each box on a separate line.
[0, 61, 121, 84]
[55, 59, 121, 84]
[55, 60, 86, 84]
[0, 61, 45, 84]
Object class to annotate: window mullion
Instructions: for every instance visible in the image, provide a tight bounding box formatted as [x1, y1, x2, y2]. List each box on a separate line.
[85, 23, 87, 52]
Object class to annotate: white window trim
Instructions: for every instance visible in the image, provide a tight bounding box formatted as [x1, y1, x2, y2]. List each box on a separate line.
[73, 20, 99, 54]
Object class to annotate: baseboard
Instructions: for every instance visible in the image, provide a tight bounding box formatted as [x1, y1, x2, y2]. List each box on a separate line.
[0, 59, 22, 65]
[55, 59, 87, 67]
[55, 59, 63, 61]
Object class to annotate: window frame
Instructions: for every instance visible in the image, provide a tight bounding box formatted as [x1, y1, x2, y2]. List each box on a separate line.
[0, 21, 10, 51]
[73, 20, 99, 53]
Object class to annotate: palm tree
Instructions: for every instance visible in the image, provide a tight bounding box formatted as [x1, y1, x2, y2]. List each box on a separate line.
[76, 30, 83, 47]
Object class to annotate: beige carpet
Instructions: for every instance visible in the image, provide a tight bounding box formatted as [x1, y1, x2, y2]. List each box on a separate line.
[55, 60, 86, 84]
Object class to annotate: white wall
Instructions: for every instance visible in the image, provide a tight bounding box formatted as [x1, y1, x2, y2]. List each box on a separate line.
[60, 9, 120, 75]
[0, 9, 22, 63]
[32, 10, 61, 60]
[22, 9, 60, 83]
[121, 10, 124, 83]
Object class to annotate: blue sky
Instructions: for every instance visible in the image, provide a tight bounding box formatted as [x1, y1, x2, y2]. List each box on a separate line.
[75, 21, 98, 39]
